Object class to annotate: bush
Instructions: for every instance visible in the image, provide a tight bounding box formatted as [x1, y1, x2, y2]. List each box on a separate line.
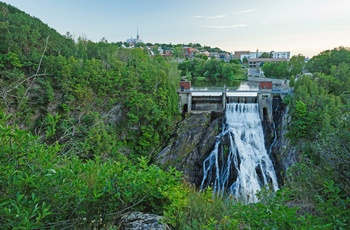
[0, 114, 188, 228]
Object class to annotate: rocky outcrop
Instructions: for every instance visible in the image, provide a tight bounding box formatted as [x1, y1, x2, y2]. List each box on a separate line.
[156, 111, 222, 186]
[269, 105, 299, 185]
[117, 212, 170, 230]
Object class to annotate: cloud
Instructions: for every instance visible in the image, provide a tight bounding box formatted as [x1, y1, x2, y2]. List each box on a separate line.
[194, 15, 227, 19]
[207, 15, 226, 19]
[259, 22, 271, 25]
[236, 9, 256, 14]
[195, 9, 255, 19]
[200, 24, 247, 29]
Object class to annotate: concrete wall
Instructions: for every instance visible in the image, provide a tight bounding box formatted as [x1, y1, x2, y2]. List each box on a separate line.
[258, 93, 273, 122]
[192, 103, 223, 111]
[179, 90, 279, 123]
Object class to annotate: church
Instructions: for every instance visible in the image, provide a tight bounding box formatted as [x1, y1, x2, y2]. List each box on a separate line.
[126, 29, 143, 46]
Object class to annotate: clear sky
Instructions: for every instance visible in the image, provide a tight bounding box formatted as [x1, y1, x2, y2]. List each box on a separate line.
[2, 0, 350, 57]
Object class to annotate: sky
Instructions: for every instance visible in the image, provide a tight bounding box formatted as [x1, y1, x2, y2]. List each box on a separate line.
[2, 0, 350, 57]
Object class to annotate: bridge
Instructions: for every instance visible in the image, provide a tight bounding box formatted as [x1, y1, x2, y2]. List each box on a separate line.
[178, 79, 291, 122]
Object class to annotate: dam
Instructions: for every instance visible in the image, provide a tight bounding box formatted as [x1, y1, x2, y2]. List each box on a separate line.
[178, 79, 291, 122]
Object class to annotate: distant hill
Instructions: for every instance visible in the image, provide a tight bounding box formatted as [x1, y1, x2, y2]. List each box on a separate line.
[0, 2, 75, 68]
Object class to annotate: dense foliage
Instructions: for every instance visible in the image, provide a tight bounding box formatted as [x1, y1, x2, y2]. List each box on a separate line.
[1, 3, 185, 228]
[0, 3, 75, 70]
[306, 47, 350, 74]
[261, 61, 289, 78]
[1, 2, 181, 159]
[262, 54, 305, 79]
[0, 115, 187, 229]
[284, 47, 350, 228]
[178, 58, 246, 86]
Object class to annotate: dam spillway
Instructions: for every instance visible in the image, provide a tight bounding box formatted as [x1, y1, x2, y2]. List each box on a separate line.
[178, 80, 291, 122]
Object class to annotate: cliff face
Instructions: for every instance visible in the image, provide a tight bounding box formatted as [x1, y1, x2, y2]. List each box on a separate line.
[265, 105, 299, 186]
[155, 112, 223, 186]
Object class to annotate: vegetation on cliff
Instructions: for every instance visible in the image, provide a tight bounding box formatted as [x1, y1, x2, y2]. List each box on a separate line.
[284, 47, 350, 228]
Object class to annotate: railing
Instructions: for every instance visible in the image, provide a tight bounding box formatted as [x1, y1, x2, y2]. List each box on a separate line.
[179, 87, 259, 92]
[271, 88, 292, 94]
[190, 87, 225, 92]
[178, 87, 291, 94]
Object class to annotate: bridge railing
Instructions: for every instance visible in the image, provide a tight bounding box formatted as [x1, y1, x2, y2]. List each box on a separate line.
[190, 87, 224, 92]
[226, 88, 259, 92]
[179, 87, 260, 92]
[178, 87, 291, 94]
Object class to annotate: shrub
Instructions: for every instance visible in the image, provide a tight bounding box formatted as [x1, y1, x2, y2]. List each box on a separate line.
[0, 113, 187, 228]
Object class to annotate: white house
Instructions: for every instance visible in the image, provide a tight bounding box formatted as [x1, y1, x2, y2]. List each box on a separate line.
[249, 51, 264, 59]
[271, 51, 290, 60]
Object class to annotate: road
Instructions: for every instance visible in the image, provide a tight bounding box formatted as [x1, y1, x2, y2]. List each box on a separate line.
[247, 68, 262, 77]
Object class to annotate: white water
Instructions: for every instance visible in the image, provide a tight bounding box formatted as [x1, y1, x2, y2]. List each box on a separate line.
[200, 103, 279, 203]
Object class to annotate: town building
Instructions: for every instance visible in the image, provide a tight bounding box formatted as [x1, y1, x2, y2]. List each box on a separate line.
[249, 51, 265, 59]
[271, 51, 290, 59]
[184, 47, 198, 58]
[234, 51, 250, 59]
[199, 50, 210, 57]
[126, 29, 143, 46]
[235, 50, 291, 61]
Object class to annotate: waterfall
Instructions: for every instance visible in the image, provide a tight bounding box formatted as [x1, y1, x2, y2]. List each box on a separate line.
[200, 103, 279, 203]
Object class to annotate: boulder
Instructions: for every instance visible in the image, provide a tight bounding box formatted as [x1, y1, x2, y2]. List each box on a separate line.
[117, 212, 170, 230]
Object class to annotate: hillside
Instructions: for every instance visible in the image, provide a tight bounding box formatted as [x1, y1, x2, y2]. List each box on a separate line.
[0, 2, 186, 228]
[0, 2, 75, 68]
[1, 2, 182, 159]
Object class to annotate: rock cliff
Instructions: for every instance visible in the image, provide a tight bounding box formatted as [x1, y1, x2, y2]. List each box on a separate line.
[155, 111, 223, 186]
[269, 105, 299, 185]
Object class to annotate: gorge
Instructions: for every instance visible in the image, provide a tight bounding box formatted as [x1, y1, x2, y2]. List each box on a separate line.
[157, 80, 291, 202]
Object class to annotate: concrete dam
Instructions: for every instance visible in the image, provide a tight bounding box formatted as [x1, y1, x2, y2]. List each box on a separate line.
[178, 79, 291, 122]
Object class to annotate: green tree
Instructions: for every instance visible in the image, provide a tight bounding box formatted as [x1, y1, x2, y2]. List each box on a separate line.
[259, 52, 272, 58]
[261, 62, 277, 77]
[306, 46, 350, 74]
[173, 45, 184, 59]
[289, 75, 295, 89]
[289, 54, 305, 76]
[262, 61, 289, 78]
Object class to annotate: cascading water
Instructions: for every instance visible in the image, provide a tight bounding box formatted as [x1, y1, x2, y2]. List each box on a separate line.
[200, 103, 279, 203]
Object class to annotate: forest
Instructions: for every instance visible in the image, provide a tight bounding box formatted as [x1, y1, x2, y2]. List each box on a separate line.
[1, 2, 349, 229]
[178, 58, 245, 86]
